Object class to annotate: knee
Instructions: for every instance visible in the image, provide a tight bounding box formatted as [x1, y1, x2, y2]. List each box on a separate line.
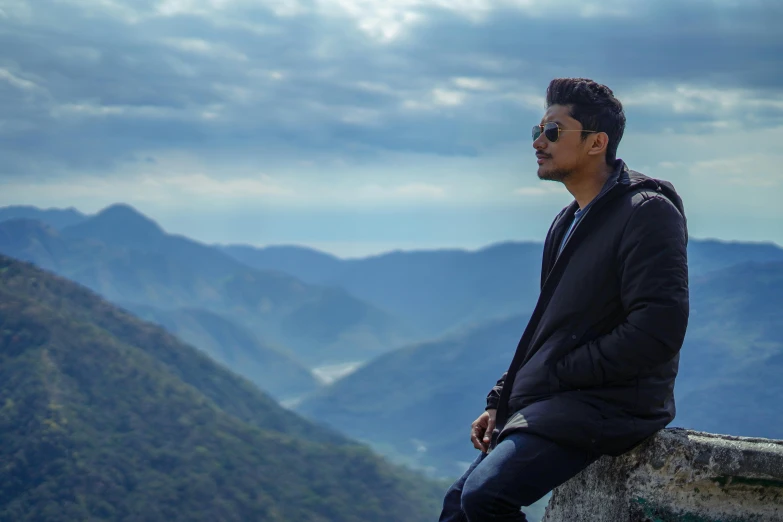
[461, 476, 539, 520]
[460, 479, 495, 520]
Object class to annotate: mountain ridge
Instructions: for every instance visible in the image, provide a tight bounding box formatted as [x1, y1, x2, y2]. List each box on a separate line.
[0, 254, 445, 521]
[0, 216, 410, 367]
[0, 205, 87, 230]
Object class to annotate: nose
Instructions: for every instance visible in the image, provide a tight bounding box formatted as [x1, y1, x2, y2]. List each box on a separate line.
[533, 133, 547, 151]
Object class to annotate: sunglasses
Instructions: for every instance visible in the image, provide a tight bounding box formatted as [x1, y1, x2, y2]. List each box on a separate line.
[532, 122, 599, 142]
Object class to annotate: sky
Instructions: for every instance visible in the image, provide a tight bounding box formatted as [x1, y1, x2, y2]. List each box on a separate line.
[1, 0, 782, 257]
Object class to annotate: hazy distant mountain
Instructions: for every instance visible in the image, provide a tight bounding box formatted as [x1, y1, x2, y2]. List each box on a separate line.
[222, 242, 543, 336]
[673, 260, 783, 437]
[675, 350, 783, 440]
[0, 255, 444, 521]
[687, 239, 783, 276]
[0, 205, 87, 229]
[63, 203, 166, 245]
[296, 261, 783, 477]
[223, 244, 344, 283]
[0, 218, 71, 272]
[673, 260, 783, 399]
[0, 207, 411, 366]
[222, 238, 783, 338]
[296, 314, 526, 477]
[122, 303, 320, 401]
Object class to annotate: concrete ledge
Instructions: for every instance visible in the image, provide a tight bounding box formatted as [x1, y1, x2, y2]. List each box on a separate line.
[542, 428, 783, 522]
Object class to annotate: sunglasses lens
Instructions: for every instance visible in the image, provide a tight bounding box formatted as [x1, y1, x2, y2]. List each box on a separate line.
[532, 126, 542, 140]
[544, 122, 559, 142]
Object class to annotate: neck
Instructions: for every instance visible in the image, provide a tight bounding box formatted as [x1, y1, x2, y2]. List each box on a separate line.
[564, 162, 614, 209]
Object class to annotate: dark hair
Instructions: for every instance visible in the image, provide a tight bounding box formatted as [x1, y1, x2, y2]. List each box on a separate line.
[546, 78, 626, 165]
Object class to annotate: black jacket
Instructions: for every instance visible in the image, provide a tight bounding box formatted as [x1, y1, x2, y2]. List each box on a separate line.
[487, 160, 689, 456]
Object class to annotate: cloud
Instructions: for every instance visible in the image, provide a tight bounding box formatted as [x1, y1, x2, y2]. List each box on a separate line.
[312, 0, 638, 43]
[432, 89, 466, 107]
[160, 173, 292, 196]
[162, 38, 249, 61]
[452, 77, 496, 91]
[0, 68, 43, 92]
[357, 183, 446, 200]
[0, 169, 292, 209]
[514, 183, 569, 197]
[623, 84, 783, 130]
[688, 154, 783, 188]
[51, 103, 183, 119]
[0, 0, 781, 183]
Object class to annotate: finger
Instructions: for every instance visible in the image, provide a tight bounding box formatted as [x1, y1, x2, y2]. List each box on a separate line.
[483, 419, 495, 445]
[471, 426, 486, 451]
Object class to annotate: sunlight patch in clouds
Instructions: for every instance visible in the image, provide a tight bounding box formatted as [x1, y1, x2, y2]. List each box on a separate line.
[314, 0, 636, 41]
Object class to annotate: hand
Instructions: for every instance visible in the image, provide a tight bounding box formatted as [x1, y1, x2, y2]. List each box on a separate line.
[470, 409, 497, 453]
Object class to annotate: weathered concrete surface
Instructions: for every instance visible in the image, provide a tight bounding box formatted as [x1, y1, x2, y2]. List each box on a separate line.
[543, 428, 783, 521]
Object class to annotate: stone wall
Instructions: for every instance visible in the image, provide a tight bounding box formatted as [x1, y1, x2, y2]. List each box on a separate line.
[542, 428, 783, 521]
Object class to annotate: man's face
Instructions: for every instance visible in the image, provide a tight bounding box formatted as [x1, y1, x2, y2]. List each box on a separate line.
[533, 104, 591, 182]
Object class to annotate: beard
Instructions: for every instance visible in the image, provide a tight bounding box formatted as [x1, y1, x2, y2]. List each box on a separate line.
[537, 166, 572, 182]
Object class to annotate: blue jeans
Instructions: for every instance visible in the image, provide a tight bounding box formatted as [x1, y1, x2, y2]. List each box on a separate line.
[439, 431, 598, 522]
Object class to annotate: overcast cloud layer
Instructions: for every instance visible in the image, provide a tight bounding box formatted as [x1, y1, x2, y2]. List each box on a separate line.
[1, 0, 782, 255]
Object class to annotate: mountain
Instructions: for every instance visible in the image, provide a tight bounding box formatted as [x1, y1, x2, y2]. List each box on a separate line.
[0, 205, 87, 229]
[295, 261, 783, 477]
[297, 314, 527, 477]
[0, 254, 446, 521]
[221, 238, 783, 337]
[222, 242, 544, 336]
[686, 239, 783, 276]
[222, 244, 344, 283]
[675, 351, 783, 440]
[61, 204, 239, 280]
[672, 260, 783, 399]
[63, 203, 165, 246]
[672, 261, 783, 437]
[0, 209, 410, 366]
[0, 218, 71, 272]
[121, 303, 320, 402]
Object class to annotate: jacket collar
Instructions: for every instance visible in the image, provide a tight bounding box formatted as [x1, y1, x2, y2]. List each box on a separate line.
[545, 160, 630, 267]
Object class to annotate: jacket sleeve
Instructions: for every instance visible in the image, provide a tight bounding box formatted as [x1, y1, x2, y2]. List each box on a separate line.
[486, 372, 506, 410]
[554, 195, 689, 388]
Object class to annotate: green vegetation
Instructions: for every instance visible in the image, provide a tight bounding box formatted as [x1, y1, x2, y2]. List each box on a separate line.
[123, 303, 320, 401]
[0, 255, 446, 521]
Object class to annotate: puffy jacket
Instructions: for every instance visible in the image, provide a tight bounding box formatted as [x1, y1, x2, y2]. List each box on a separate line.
[487, 160, 689, 456]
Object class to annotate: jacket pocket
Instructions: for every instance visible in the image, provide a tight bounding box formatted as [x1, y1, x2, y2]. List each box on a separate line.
[508, 347, 555, 401]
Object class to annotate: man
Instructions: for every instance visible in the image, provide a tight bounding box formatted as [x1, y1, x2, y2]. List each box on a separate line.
[439, 78, 689, 521]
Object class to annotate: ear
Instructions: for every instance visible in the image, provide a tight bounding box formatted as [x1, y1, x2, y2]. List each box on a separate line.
[586, 132, 609, 158]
